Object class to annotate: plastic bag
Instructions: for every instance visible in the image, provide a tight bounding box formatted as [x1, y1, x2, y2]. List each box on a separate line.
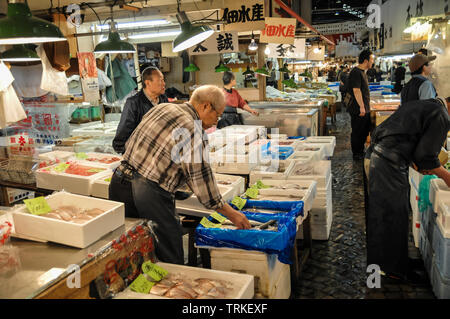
[195, 208, 299, 264]
[418, 175, 438, 213]
[233, 199, 304, 217]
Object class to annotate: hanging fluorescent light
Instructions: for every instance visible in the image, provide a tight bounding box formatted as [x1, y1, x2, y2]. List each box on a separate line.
[128, 31, 181, 39]
[95, 19, 169, 31]
[248, 32, 258, 51]
[0, 2, 66, 45]
[94, 22, 135, 54]
[172, 11, 214, 52]
[0, 44, 40, 62]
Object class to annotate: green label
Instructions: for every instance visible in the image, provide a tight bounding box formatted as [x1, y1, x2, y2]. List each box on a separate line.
[129, 274, 154, 294]
[245, 188, 259, 199]
[200, 217, 222, 228]
[141, 261, 168, 282]
[256, 180, 270, 189]
[75, 152, 88, 160]
[231, 196, 247, 210]
[210, 212, 227, 223]
[104, 177, 112, 182]
[53, 163, 69, 172]
[24, 197, 52, 215]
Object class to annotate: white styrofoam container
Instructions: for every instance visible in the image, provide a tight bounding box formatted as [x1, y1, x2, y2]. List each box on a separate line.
[413, 208, 421, 248]
[249, 161, 295, 185]
[176, 185, 233, 211]
[68, 152, 122, 170]
[430, 179, 450, 213]
[209, 248, 290, 299]
[294, 144, 326, 160]
[310, 191, 333, 225]
[302, 136, 336, 157]
[91, 170, 114, 199]
[225, 125, 266, 138]
[114, 262, 255, 299]
[221, 126, 260, 142]
[35, 163, 110, 196]
[287, 160, 332, 189]
[252, 179, 317, 214]
[437, 201, 450, 233]
[11, 191, 125, 248]
[287, 151, 320, 163]
[214, 173, 245, 200]
[268, 134, 288, 140]
[268, 139, 300, 150]
[297, 217, 332, 240]
[409, 167, 423, 195]
[38, 150, 74, 162]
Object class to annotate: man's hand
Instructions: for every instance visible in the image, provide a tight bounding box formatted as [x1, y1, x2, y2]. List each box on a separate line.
[250, 109, 259, 116]
[216, 203, 251, 230]
[359, 107, 366, 117]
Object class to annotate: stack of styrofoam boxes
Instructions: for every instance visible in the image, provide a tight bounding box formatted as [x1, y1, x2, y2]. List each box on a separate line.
[214, 173, 246, 200]
[209, 248, 291, 299]
[295, 143, 327, 161]
[249, 161, 295, 185]
[300, 136, 336, 159]
[409, 167, 424, 248]
[289, 161, 332, 240]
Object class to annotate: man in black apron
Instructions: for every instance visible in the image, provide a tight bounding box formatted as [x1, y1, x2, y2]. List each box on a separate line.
[366, 97, 450, 284]
[217, 72, 259, 129]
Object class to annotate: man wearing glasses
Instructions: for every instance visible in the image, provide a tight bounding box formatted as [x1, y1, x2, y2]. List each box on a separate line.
[109, 85, 251, 264]
[401, 54, 438, 104]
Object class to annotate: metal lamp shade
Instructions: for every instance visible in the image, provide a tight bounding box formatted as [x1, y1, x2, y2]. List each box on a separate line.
[242, 65, 254, 76]
[0, 3, 66, 45]
[172, 12, 214, 52]
[94, 32, 135, 54]
[184, 63, 200, 72]
[255, 67, 269, 76]
[215, 63, 230, 73]
[0, 44, 40, 62]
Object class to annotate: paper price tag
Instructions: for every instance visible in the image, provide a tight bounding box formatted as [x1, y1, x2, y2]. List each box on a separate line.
[231, 196, 247, 210]
[24, 197, 52, 215]
[245, 188, 259, 199]
[75, 152, 88, 160]
[210, 212, 227, 223]
[200, 217, 222, 228]
[142, 261, 168, 282]
[129, 274, 154, 294]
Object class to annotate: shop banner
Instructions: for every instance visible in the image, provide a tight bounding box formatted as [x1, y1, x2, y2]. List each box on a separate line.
[260, 18, 296, 44]
[265, 38, 305, 59]
[77, 52, 100, 103]
[188, 31, 239, 55]
[221, 0, 266, 32]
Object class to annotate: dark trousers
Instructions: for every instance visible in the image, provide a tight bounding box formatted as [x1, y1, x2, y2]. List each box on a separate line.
[109, 169, 139, 218]
[367, 152, 410, 277]
[350, 113, 371, 155]
[131, 172, 184, 265]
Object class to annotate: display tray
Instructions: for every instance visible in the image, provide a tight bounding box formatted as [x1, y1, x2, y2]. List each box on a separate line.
[70, 152, 122, 169]
[301, 136, 336, 157]
[430, 179, 450, 213]
[214, 173, 245, 200]
[176, 185, 233, 211]
[249, 161, 295, 185]
[91, 171, 114, 199]
[11, 191, 125, 248]
[38, 151, 74, 162]
[114, 262, 255, 299]
[294, 144, 326, 160]
[287, 160, 332, 189]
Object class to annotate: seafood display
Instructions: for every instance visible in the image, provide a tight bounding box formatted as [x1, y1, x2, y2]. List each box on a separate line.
[41, 162, 106, 176]
[41, 205, 105, 224]
[292, 163, 317, 175]
[218, 219, 278, 231]
[86, 156, 121, 164]
[148, 273, 234, 299]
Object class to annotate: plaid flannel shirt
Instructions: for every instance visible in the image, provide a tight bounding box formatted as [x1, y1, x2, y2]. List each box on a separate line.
[123, 102, 225, 210]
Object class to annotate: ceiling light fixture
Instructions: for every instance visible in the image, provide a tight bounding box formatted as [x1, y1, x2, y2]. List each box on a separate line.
[0, 44, 40, 62]
[172, 11, 214, 52]
[0, 1, 66, 45]
[95, 19, 169, 31]
[248, 31, 258, 51]
[264, 46, 270, 55]
[128, 31, 181, 39]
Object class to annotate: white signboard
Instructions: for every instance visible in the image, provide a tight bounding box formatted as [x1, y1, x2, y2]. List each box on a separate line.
[260, 18, 296, 44]
[266, 38, 305, 59]
[188, 32, 239, 55]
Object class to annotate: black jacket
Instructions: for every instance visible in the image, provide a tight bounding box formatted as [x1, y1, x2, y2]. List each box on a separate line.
[112, 89, 168, 154]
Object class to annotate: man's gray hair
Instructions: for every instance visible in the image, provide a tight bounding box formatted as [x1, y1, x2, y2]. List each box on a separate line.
[190, 85, 226, 111]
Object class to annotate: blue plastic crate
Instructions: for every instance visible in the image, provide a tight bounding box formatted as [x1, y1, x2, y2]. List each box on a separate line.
[431, 259, 450, 299]
[419, 227, 434, 277]
[432, 220, 450, 278]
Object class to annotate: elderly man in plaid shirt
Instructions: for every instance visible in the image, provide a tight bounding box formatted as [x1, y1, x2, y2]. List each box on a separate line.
[109, 85, 251, 264]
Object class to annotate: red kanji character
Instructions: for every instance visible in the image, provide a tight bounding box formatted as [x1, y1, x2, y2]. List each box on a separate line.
[18, 136, 26, 147]
[43, 114, 52, 126]
[285, 25, 295, 37]
[28, 138, 34, 145]
[10, 137, 16, 144]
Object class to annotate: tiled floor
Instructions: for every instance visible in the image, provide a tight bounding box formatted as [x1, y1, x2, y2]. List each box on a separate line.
[292, 110, 436, 299]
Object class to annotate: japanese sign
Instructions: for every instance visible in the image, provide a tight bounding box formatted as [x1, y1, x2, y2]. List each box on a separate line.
[260, 18, 297, 44]
[221, 0, 265, 32]
[265, 38, 306, 59]
[188, 31, 239, 56]
[77, 52, 100, 103]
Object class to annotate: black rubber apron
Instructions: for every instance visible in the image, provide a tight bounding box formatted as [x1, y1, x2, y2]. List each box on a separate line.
[367, 145, 411, 278]
[217, 106, 242, 129]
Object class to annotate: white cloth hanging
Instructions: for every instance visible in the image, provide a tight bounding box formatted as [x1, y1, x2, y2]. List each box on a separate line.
[97, 67, 112, 90]
[36, 45, 69, 96]
[10, 64, 49, 98]
[0, 62, 27, 129]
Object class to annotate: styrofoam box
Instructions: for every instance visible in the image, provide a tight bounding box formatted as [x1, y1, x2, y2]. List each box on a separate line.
[295, 144, 326, 160]
[211, 161, 257, 175]
[35, 163, 110, 196]
[313, 178, 332, 208]
[432, 218, 450, 278]
[430, 179, 450, 213]
[221, 126, 260, 142]
[419, 227, 434, 277]
[38, 150, 74, 162]
[268, 139, 300, 150]
[431, 258, 450, 299]
[288, 160, 332, 189]
[114, 262, 255, 299]
[91, 170, 114, 199]
[214, 130, 257, 146]
[214, 173, 245, 200]
[409, 167, 423, 195]
[225, 125, 266, 138]
[413, 208, 420, 248]
[209, 248, 290, 299]
[302, 136, 336, 157]
[176, 185, 234, 211]
[11, 192, 125, 248]
[249, 161, 295, 185]
[410, 184, 419, 217]
[288, 151, 321, 163]
[310, 194, 333, 225]
[68, 152, 122, 170]
[297, 217, 332, 240]
[268, 134, 288, 140]
[252, 179, 317, 214]
[438, 201, 450, 234]
[71, 124, 116, 137]
[422, 207, 437, 245]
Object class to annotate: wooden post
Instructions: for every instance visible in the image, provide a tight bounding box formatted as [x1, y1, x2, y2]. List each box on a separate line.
[278, 58, 283, 91]
[258, 44, 266, 101]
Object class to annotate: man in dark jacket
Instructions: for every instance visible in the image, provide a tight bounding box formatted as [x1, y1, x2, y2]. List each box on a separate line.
[112, 66, 168, 155]
[110, 66, 167, 218]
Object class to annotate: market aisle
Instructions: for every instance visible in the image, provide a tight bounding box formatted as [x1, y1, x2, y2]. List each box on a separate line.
[293, 110, 436, 299]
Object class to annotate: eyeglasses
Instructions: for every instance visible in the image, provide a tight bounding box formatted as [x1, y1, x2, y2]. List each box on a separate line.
[209, 103, 220, 118]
